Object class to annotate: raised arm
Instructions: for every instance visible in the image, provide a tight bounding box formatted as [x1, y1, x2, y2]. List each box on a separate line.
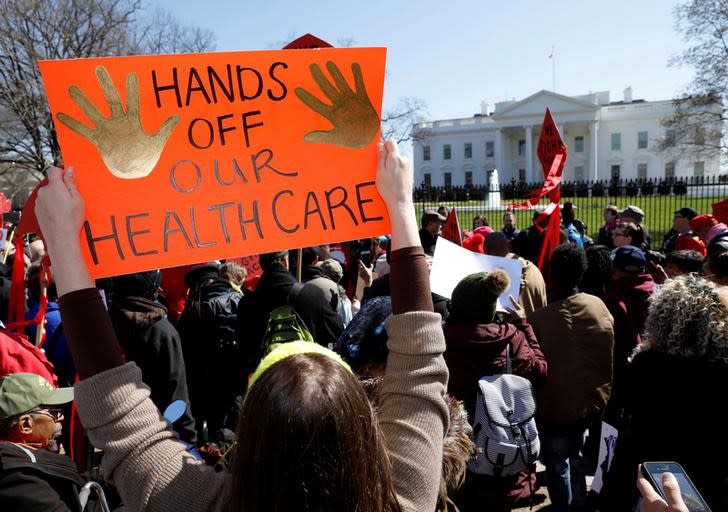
[35, 167, 226, 511]
[375, 141, 449, 512]
[35, 167, 124, 377]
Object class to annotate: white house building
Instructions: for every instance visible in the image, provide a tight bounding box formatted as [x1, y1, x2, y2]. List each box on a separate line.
[412, 88, 721, 187]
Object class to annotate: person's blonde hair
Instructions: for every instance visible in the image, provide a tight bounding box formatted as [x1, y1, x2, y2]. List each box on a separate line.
[641, 275, 728, 362]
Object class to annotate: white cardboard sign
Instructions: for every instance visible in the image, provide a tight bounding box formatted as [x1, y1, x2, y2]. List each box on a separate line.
[430, 237, 523, 310]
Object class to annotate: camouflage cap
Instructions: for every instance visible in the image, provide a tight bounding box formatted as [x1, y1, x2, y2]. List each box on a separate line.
[0, 373, 73, 419]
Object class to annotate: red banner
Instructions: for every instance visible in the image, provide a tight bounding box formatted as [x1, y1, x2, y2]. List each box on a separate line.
[440, 207, 462, 246]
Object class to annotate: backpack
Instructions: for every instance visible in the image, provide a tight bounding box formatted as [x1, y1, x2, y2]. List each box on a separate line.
[468, 343, 540, 477]
[260, 284, 315, 356]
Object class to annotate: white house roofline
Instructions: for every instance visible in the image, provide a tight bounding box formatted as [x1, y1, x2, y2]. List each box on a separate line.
[492, 89, 600, 117]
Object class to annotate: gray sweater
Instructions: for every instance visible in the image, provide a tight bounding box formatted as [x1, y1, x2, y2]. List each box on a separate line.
[74, 310, 449, 511]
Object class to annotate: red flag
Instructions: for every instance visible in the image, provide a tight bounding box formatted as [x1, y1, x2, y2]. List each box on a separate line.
[511, 108, 567, 271]
[0, 193, 10, 215]
[440, 208, 462, 246]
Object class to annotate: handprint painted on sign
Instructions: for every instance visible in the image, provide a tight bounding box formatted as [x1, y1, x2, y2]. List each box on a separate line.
[57, 66, 178, 179]
[295, 61, 379, 149]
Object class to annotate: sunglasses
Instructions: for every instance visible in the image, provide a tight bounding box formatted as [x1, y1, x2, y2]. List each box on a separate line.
[32, 408, 64, 422]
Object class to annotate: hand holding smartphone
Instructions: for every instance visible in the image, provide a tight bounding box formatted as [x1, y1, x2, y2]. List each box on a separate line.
[640, 462, 711, 512]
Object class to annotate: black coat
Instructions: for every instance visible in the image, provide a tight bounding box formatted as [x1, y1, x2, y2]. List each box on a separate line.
[0, 442, 84, 511]
[604, 350, 728, 510]
[110, 296, 197, 444]
[363, 273, 449, 321]
[178, 279, 242, 439]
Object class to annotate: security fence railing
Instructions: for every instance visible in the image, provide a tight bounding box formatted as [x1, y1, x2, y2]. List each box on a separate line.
[413, 176, 728, 248]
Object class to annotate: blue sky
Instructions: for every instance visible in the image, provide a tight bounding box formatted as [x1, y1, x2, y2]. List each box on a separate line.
[153, 0, 694, 122]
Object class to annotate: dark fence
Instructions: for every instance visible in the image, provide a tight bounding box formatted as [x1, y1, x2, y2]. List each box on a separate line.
[414, 176, 728, 248]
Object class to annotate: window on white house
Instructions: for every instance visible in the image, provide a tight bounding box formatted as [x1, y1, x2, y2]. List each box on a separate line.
[638, 131, 648, 149]
[464, 143, 472, 159]
[423, 145, 431, 161]
[611, 133, 621, 151]
[611, 164, 621, 179]
[518, 168, 526, 182]
[485, 141, 495, 157]
[665, 129, 676, 147]
[444, 172, 452, 187]
[518, 139, 526, 156]
[574, 165, 584, 181]
[423, 173, 431, 186]
[574, 136, 584, 153]
[465, 171, 473, 185]
[443, 144, 451, 160]
[694, 161, 705, 177]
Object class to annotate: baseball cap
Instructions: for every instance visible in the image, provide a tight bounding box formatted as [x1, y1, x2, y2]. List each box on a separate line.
[0, 373, 73, 419]
[612, 245, 647, 273]
[422, 209, 446, 224]
[674, 207, 699, 220]
[619, 205, 645, 223]
[317, 258, 344, 282]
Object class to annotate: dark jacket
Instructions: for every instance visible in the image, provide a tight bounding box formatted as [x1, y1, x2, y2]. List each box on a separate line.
[178, 279, 242, 439]
[528, 293, 614, 429]
[444, 318, 547, 508]
[26, 301, 75, 387]
[0, 442, 84, 511]
[604, 273, 653, 413]
[604, 351, 728, 511]
[110, 296, 197, 444]
[597, 222, 617, 249]
[237, 266, 343, 372]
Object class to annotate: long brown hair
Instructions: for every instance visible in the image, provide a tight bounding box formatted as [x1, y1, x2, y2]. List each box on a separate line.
[227, 353, 402, 512]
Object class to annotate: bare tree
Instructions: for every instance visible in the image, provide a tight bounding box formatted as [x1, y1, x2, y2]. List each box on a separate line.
[381, 96, 430, 145]
[0, 0, 215, 189]
[660, 0, 728, 160]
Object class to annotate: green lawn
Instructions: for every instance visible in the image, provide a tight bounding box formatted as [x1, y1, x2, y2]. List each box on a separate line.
[415, 195, 726, 248]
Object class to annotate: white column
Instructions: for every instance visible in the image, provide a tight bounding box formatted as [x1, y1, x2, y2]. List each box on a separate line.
[495, 128, 505, 179]
[525, 126, 533, 183]
[589, 121, 599, 181]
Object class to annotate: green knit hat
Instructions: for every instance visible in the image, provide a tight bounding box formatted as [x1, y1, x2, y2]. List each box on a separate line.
[449, 270, 510, 324]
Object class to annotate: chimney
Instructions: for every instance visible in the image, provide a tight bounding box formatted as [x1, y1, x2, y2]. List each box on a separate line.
[480, 101, 492, 116]
[623, 86, 633, 103]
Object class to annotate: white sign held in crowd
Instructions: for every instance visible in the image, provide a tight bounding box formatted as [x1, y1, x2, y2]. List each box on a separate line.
[591, 421, 619, 493]
[0, 228, 7, 251]
[430, 237, 523, 310]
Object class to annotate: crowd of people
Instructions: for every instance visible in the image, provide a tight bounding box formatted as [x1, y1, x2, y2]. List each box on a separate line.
[0, 139, 726, 512]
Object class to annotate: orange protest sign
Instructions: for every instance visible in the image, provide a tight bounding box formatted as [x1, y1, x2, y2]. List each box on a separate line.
[38, 48, 388, 278]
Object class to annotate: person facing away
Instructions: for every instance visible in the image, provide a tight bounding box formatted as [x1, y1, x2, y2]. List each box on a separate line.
[527, 243, 614, 512]
[443, 270, 547, 511]
[0, 373, 83, 511]
[602, 246, 653, 419]
[485, 232, 547, 315]
[34, 139, 449, 512]
[110, 271, 197, 444]
[561, 202, 584, 248]
[177, 263, 242, 441]
[604, 275, 728, 511]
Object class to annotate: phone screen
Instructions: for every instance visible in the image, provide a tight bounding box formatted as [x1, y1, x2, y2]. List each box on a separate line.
[644, 463, 710, 512]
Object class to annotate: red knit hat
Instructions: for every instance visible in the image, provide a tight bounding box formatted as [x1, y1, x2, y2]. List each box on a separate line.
[462, 233, 485, 254]
[690, 214, 718, 233]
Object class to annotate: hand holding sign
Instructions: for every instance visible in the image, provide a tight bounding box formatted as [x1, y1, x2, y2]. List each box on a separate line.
[57, 66, 179, 180]
[296, 61, 379, 149]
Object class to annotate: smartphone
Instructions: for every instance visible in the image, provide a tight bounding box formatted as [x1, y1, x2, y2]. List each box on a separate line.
[641, 461, 711, 512]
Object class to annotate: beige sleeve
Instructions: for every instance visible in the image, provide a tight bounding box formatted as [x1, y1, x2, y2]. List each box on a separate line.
[379, 311, 450, 512]
[74, 363, 227, 512]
